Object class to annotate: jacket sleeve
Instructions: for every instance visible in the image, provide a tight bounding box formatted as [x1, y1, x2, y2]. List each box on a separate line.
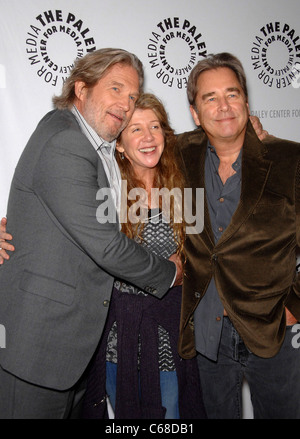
[33, 128, 175, 298]
[286, 158, 300, 320]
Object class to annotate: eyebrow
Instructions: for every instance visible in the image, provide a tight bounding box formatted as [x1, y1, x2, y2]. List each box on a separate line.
[110, 80, 123, 88]
[128, 119, 160, 128]
[202, 87, 241, 100]
[110, 80, 139, 98]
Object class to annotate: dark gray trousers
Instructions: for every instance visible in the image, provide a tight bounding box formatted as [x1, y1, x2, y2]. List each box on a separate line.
[0, 366, 87, 419]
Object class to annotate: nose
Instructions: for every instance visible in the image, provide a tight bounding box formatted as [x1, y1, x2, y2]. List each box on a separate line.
[218, 97, 230, 112]
[143, 128, 154, 141]
[118, 94, 132, 113]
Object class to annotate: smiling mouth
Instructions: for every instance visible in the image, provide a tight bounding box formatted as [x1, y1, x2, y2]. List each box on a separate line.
[139, 147, 156, 153]
[108, 112, 124, 124]
[216, 116, 235, 122]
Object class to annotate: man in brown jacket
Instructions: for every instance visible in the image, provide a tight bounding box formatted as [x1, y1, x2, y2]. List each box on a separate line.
[176, 52, 300, 419]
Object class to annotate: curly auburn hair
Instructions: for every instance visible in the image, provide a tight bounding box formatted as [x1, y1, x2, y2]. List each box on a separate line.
[116, 93, 186, 256]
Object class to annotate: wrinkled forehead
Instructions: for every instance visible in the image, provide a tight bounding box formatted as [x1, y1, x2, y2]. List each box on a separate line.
[196, 67, 244, 97]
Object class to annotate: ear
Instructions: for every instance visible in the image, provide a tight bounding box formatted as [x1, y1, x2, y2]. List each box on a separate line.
[74, 81, 87, 100]
[116, 140, 125, 154]
[190, 105, 201, 126]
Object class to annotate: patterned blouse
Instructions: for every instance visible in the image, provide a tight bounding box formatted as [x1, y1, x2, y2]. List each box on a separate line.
[106, 208, 178, 371]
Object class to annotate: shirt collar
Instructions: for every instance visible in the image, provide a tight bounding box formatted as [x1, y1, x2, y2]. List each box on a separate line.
[207, 140, 242, 171]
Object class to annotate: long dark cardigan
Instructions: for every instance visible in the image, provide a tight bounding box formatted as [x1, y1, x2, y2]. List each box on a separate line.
[82, 285, 207, 419]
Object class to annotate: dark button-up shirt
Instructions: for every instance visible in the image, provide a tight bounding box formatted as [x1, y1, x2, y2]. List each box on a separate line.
[194, 142, 242, 360]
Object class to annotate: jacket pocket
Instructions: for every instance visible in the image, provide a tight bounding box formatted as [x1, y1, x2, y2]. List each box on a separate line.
[19, 270, 75, 305]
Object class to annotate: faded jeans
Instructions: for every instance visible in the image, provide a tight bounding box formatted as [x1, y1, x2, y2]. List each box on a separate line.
[106, 361, 179, 419]
[197, 317, 300, 419]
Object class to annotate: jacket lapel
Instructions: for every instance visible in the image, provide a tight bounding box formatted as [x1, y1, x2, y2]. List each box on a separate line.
[215, 120, 272, 248]
[96, 152, 110, 189]
[179, 128, 215, 250]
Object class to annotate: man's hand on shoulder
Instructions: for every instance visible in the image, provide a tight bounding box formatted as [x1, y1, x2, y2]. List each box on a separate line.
[250, 115, 269, 141]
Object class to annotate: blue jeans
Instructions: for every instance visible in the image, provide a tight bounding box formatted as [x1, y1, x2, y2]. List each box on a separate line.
[197, 317, 300, 419]
[106, 362, 179, 419]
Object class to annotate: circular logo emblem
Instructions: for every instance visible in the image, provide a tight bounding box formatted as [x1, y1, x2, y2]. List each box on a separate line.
[250, 21, 300, 89]
[147, 17, 208, 89]
[25, 10, 96, 88]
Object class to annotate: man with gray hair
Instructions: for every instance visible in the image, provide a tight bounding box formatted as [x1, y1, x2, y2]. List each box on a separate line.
[177, 52, 300, 419]
[0, 48, 182, 418]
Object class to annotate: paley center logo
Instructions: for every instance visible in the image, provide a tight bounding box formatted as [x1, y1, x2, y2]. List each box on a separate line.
[147, 17, 208, 89]
[251, 21, 300, 89]
[25, 10, 96, 87]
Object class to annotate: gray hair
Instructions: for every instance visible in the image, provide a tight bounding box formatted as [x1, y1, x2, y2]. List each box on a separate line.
[53, 48, 144, 109]
[187, 52, 248, 107]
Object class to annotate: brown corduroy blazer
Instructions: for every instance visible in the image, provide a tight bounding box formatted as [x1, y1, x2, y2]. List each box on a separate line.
[176, 120, 300, 359]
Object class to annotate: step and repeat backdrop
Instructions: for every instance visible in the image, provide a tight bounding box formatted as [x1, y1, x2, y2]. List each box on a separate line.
[1, 0, 300, 419]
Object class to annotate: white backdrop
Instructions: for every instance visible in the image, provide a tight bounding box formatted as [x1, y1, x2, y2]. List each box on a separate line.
[1, 0, 300, 419]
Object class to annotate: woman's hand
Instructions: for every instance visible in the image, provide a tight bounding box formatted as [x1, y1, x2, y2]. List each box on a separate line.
[169, 253, 183, 286]
[0, 217, 14, 264]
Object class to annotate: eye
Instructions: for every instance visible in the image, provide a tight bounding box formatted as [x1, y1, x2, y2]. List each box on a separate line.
[228, 90, 240, 99]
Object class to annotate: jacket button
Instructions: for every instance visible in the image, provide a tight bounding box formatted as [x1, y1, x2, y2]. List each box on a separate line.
[212, 253, 218, 261]
[103, 300, 110, 307]
[195, 292, 201, 299]
[144, 286, 158, 294]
